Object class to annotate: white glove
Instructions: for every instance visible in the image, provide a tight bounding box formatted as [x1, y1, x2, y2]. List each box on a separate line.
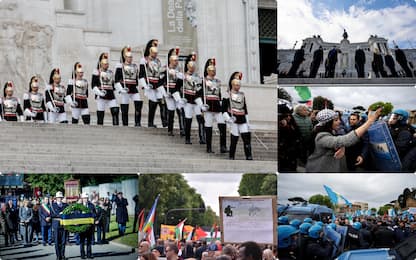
[144, 84, 150, 90]
[93, 87, 106, 97]
[47, 102, 59, 113]
[202, 104, 209, 112]
[139, 78, 148, 89]
[24, 108, 36, 118]
[223, 112, 235, 124]
[71, 101, 78, 108]
[115, 83, 128, 94]
[245, 115, 250, 128]
[65, 95, 77, 108]
[172, 91, 181, 103]
[195, 97, 203, 107]
[180, 98, 187, 105]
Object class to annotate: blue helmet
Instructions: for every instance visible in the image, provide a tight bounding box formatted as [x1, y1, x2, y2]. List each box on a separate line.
[299, 223, 312, 234]
[316, 221, 324, 227]
[278, 225, 299, 249]
[328, 223, 337, 230]
[290, 219, 302, 229]
[303, 217, 313, 224]
[352, 222, 362, 230]
[278, 216, 289, 225]
[392, 109, 409, 125]
[308, 225, 323, 239]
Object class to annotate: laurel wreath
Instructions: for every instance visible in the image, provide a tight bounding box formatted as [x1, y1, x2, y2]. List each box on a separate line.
[61, 203, 92, 233]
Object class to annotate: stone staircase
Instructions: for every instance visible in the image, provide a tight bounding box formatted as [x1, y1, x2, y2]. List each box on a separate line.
[0, 121, 277, 173]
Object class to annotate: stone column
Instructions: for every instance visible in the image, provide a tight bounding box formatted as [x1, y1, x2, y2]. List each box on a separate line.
[243, 0, 261, 84]
[121, 179, 138, 216]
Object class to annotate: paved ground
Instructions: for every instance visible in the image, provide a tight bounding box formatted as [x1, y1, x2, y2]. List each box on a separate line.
[0, 236, 136, 260]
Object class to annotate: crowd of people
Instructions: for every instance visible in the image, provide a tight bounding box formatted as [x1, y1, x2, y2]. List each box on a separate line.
[138, 239, 276, 260]
[0, 190, 132, 260]
[278, 100, 416, 172]
[0, 39, 253, 160]
[278, 214, 416, 260]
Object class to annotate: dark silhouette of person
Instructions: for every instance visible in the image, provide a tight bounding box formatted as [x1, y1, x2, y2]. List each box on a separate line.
[327, 46, 339, 78]
[372, 48, 387, 78]
[354, 46, 366, 78]
[224, 205, 233, 217]
[384, 51, 398, 77]
[287, 45, 305, 77]
[309, 46, 323, 78]
[394, 45, 413, 77]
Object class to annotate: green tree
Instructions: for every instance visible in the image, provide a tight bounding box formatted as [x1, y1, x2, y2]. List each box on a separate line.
[378, 205, 390, 216]
[308, 194, 333, 209]
[312, 96, 334, 110]
[139, 174, 218, 237]
[25, 174, 74, 196]
[238, 174, 277, 196]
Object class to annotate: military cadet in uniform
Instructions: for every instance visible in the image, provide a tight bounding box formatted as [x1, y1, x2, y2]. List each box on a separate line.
[203, 58, 228, 153]
[51, 191, 68, 260]
[23, 76, 46, 122]
[92, 53, 119, 125]
[0, 81, 23, 122]
[115, 46, 142, 127]
[222, 72, 253, 160]
[65, 62, 90, 124]
[163, 47, 185, 136]
[182, 53, 207, 145]
[79, 192, 96, 259]
[46, 68, 68, 123]
[139, 39, 166, 128]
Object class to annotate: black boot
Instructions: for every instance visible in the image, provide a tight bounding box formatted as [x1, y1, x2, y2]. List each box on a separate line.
[72, 117, 79, 124]
[111, 107, 119, 126]
[205, 127, 214, 153]
[97, 111, 104, 125]
[241, 132, 253, 160]
[120, 104, 129, 126]
[229, 135, 239, 160]
[167, 110, 175, 136]
[218, 123, 229, 153]
[196, 115, 206, 144]
[184, 118, 192, 144]
[134, 101, 143, 127]
[82, 115, 90, 125]
[177, 108, 185, 137]
[159, 101, 168, 127]
[148, 100, 157, 128]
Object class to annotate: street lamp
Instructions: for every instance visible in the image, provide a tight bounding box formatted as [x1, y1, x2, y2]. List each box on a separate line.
[164, 207, 206, 224]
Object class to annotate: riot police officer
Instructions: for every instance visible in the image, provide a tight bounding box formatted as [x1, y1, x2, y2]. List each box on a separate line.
[278, 225, 299, 260]
[304, 225, 332, 260]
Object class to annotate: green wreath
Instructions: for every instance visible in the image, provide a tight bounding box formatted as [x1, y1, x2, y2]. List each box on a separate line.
[61, 203, 93, 233]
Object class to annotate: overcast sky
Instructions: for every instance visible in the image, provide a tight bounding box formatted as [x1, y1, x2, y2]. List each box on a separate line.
[278, 0, 416, 49]
[282, 86, 416, 110]
[278, 173, 416, 209]
[183, 173, 243, 215]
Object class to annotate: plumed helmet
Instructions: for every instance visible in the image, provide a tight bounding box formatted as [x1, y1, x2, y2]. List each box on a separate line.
[168, 47, 180, 66]
[29, 76, 39, 92]
[290, 219, 302, 229]
[278, 216, 289, 225]
[228, 71, 242, 90]
[73, 62, 83, 78]
[316, 109, 337, 126]
[204, 58, 216, 77]
[49, 68, 61, 84]
[308, 224, 323, 239]
[299, 223, 312, 234]
[98, 52, 109, 69]
[392, 109, 409, 125]
[121, 46, 132, 63]
[303, 217, 313, 224]
[3, 81, 14, 97]
[144, 39, 159, 57]
[184, 52, 197, 73]
[278, 225, 299, 249]
[352, 222, 362, 230]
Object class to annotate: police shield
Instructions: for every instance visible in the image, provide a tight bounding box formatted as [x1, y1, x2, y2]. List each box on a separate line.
[368, 121, 401, 172]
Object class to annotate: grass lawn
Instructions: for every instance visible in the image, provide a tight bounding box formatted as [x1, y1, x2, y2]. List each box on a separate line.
[106, 215, 138, 248]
